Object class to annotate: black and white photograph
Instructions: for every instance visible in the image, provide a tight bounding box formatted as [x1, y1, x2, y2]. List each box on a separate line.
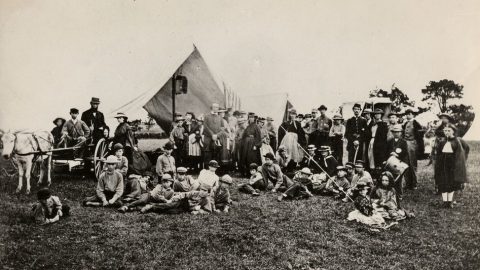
[0, 1, 479, 269]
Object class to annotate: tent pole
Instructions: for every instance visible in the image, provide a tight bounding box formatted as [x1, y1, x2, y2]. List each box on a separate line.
[172, 75, 176, 124]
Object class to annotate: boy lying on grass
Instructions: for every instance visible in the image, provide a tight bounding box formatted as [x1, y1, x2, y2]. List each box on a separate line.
[83, 155, 124, 207]
[32, 188, 70, 225]
[277, 167, 314, 201]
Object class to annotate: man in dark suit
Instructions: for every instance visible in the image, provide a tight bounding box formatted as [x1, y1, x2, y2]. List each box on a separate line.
[81, 97, 106, 144]
[345, 103, 368, 162]
[402, 109, 424, 190]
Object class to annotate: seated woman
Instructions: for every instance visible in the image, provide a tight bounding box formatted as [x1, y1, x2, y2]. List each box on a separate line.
[371, 171, 407, 221]
[347, 183, 385, 227]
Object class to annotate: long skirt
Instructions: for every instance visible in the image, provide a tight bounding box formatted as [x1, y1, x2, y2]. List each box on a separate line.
[437, 153, 462, 193]
[240, 137, 260, 168]
[218, 132, 231, 165]
[280, 132, 304, 163]
[347, 210, 385, 226]
[188, 134, 202, 157]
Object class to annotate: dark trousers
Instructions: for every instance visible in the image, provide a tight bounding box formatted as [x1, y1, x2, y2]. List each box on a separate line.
[331, 137, 343, 164]
[269, 136, 277, 152]
[284, 183, 311, 199]
[238, 180, 267, 194]
[316, 132, 330, 147]
[150, 200, 189, 214]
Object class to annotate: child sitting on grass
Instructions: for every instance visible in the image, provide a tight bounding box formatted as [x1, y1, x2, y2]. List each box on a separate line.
[212, 175, 233, 213]
[197, 160, 220, 193]
[32, 188, 70, 225]
[347, 183, 385, 227]
[277, 167, 314, 201]
[322, 166, 351, 199]
[104, 143, 128, 177]
[238, 163, 266, 196]
[173, 167, 199, 192]
[83, 155, 124, 207]
[118, 174, 175, 213]
[371, 171, 407, 221]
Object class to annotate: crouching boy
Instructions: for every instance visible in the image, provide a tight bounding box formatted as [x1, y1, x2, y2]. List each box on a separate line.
[32, 188, 70, 225]
[212, 175, 233, 213]
[277, 167, 314, 201]
[118, 174, 175, 213]
[238, 163, 267, 196]
[83, 155, 124, 207]
[173, 167, 199, 192]
[262, 153, 293, 193]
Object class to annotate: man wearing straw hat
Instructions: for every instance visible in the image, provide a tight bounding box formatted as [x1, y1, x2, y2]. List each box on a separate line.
[81, 97, 106, 144]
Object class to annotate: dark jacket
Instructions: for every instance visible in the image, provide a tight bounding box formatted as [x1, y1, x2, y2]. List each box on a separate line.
[371, 121, 389, 167]
[299, 154, 321, 174]
[386, 138, 409, 163]
[317, 155, 338, 177]
[114, 123, 135, 148]
[402, 119, 425, 155]
[278, 121, 306, 147]
[345, 116, 368, 151]
[81, 108, 106, 141]
[434, 137, 469, 184]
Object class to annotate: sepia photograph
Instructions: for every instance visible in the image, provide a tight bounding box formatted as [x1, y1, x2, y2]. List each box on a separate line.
[0, 0, 479, 269]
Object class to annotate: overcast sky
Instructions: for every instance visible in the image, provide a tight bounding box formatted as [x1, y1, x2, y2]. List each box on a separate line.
[1, 0, 479, 136]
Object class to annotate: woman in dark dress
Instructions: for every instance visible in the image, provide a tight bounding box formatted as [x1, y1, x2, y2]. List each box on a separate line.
[113, 112, 136, 164]
[240, 113, 262, 175]
[434, 123, 469, 208]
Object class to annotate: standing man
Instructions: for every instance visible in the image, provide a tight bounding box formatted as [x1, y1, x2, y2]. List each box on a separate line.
[366, 109, 388, 170]
[387, 112, 400, 142]
[81, 97, 106, 144]
[362, 108, 373, 162]
[402, 109, 424, 190]
[203, 103, 224, 166]
[345, 103, 367, 162]
[266, 117, 277, 152]
[316, 105, 332, 147]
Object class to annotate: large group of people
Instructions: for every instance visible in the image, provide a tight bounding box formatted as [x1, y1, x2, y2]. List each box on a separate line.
[33, 97, 469, 228]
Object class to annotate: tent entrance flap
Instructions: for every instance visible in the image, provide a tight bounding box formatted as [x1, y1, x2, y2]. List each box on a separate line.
[143, 47, 225, 133]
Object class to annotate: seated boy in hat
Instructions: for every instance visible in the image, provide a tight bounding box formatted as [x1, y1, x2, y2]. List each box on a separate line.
[118, 174, 175, 213]
[299, 144, 321, 174]
[322, 166, 351, 199]
[156, 141, 176, 179]
[344, 160, 373, 201]
[277, 167, 314, 201]
[238, 163, 266, 196]
[276, 146, 297, 178]
[317, 145, 338, 177]
[262, 153, 293, 193]
[84, 155, 124, 207]
[104, 143, 128, 177]
[173, 167, 199, 192]
[32, 188, 70, 225]
[386, 124, 409, 199]
[212, 175, 233, 213]
[197, 160, 220, 194]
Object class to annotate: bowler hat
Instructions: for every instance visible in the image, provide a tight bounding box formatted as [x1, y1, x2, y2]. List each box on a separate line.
[90, 97, 100, 104]
[248, 112, 256, 117]
[318, 105, 327, 111]
[163, 141, 175, 150]
[70, 108, 79, 114]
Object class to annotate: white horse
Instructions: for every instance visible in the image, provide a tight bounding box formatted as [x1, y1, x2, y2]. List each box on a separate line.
[1, 131, 54, 194]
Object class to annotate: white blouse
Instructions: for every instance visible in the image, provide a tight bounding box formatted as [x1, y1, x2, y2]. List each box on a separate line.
[442, 141, 453, 153]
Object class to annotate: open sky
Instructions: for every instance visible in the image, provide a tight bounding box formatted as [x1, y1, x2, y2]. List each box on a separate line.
[1, 0, 479, 137]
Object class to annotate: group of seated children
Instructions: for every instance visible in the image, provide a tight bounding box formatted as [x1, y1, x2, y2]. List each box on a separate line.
[82, 148, 233, 215]
[238, 144, 410, 225]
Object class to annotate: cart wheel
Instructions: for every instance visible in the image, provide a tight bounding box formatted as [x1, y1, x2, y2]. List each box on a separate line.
[93, 138, 109, 180]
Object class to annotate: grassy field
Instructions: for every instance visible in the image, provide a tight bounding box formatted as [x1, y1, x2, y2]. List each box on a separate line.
[1, 142, 479, 270]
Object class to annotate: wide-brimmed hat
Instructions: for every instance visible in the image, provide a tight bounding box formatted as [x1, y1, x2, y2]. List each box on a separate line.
[362, 108, 373, 114]
[263, 153, 275, 160]
[90, 97, 100, 104]
[113, 143, 123, 152]
[70, 108, 79, 114]
[299, 167, 313, 175]
[404, 109, 416, 115]
[373, 108, 384, 114]
[220, 175, 233, 184]
[114, 112, 128, 119]
[53, 117, 66, 125]
[438, 113, 453, 121]
[391, 124, 403, 132]
[208, 160, 220, 168]
[258, 117, 266, 122]
[104, 155, 119, 164]
[333, 114, 344, 120]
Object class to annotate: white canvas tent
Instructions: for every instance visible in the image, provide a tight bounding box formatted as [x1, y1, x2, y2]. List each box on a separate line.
[242, 93, 292, 125]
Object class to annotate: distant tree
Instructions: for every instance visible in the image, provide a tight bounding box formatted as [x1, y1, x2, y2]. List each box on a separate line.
[369, 84, 424, 113]
[145, 116, 156, 131]
[447, 104, 475, 137]
[421, 79, 464, 112]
